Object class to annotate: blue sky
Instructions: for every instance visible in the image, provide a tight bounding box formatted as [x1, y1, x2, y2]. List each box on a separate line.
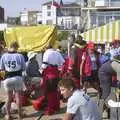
[0, 0, 75, 18]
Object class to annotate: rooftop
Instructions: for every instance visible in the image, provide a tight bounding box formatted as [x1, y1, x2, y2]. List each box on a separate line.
[42, 1, 80, 7]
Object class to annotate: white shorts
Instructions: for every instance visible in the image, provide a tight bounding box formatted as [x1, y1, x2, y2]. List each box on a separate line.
[4, 76, 24, 92]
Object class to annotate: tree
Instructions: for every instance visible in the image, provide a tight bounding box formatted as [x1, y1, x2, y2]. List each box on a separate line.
[0, 31, 4, 41]
[15, 17, 21, 25]
[58, 31, 69, 41]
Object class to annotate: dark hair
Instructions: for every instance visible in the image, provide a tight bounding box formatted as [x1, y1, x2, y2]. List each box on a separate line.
[75, 35, 86, 46]
[58, 75, 76, 90]
[10, 41, 19, 49]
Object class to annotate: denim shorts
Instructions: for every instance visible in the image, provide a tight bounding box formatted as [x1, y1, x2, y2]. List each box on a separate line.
[4, 76, 24, 92]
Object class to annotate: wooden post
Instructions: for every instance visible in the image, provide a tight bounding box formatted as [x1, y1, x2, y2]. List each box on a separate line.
[67, 33, 71, 57]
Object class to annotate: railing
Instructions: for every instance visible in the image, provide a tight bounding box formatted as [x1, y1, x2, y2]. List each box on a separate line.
[110, 1, 120, 7]
[95, 1, 120, 7]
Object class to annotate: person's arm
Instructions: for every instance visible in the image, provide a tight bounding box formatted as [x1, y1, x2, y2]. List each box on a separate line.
[41, 51, 48, 70]
[21, 54, 26, 71]
[0, 55, 5, 71]
[0, 55, 5, 80]
[80, 52, 86, 86]
[63, 113, 74, 120]
[65, 97, 79, 120]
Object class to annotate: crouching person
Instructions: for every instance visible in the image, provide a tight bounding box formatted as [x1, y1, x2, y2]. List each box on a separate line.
[0, 41, 26, 120]
[58, 77, 101, 120]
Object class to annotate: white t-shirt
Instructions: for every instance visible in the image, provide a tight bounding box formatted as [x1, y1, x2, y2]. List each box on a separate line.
[110, 48, 118, 60]
[67, 90, 101, 120]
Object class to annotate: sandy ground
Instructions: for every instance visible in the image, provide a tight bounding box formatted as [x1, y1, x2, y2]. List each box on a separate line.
[0, 81, 66, 120]
[0, 81, 111, 120]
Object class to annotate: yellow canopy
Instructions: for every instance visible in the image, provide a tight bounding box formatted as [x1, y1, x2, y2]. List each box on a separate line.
[4, 25, 59, 52]
[81, 20, 120, 44]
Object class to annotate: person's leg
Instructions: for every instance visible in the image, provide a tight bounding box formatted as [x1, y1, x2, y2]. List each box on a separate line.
[5, 90, 13, 120]
[15, 91, 22, 120]
[14, 76, 24, 120]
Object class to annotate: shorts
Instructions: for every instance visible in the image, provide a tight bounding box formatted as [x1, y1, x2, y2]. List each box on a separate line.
[4, 76, 24, 92]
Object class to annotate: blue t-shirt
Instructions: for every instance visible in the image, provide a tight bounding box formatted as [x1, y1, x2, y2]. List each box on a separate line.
[99, 53, 110, 65]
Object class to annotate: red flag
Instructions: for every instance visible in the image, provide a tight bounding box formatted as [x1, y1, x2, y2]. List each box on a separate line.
[52, 0, 61, 8]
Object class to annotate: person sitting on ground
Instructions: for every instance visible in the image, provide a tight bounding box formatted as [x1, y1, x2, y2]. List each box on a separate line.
[58, 76, 101, 120]
[26, 51, 41, 77]
[25, 51, 41, 98]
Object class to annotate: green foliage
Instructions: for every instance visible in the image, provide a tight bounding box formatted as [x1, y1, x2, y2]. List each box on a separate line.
[58, 31, 68, 41]
[15, 17, 21, 25]
[0, 31, 4, 41]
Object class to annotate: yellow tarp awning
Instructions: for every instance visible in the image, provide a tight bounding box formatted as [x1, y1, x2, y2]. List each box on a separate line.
[4, 25, 59, 52]
[80, 20, 120, 44]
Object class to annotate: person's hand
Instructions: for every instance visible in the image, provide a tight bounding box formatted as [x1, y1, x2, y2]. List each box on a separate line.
[0, 71, 5, 81]
[40, 78, 44, 87]
[39, 69, 43, 74]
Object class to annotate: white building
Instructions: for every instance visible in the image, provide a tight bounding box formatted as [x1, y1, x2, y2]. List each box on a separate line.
[57, 3, 81, 30]
[95, 0, 120, 7]
[20, 0, 120, 31]
[80, 0, 120, 31]
[20, 9, 42, 25]
[42, 1, 81, 29]
[0, 23, 7, 30]
[42, 1, 57, 25]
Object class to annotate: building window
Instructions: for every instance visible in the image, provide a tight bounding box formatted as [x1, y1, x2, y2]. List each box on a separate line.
[91, 15, 97, 26]
[47, 5, 51, 10]
[98, 16, 105, 26]
[114, 16, 120, 20]
[47, 12, 51, 16]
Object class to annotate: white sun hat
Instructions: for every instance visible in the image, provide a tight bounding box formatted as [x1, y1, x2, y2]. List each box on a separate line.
[27, 51, 37, 60]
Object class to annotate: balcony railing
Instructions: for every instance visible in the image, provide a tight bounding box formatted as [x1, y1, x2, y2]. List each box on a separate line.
[95, 1, 120, 7]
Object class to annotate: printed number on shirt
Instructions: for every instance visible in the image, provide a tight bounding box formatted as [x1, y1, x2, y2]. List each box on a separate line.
[8, 61, 16, 69]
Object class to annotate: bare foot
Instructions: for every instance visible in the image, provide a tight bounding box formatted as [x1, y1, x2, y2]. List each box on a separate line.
[5, 115, 12, 120]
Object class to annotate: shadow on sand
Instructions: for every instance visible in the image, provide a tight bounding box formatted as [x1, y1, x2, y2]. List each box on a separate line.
[25, 106, 66, 120]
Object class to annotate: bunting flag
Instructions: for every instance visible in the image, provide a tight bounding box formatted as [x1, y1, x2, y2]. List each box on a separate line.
[80, 20, 120, 44]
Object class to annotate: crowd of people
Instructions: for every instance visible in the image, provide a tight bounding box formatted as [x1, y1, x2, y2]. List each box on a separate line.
[0, 36, 120, 120]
